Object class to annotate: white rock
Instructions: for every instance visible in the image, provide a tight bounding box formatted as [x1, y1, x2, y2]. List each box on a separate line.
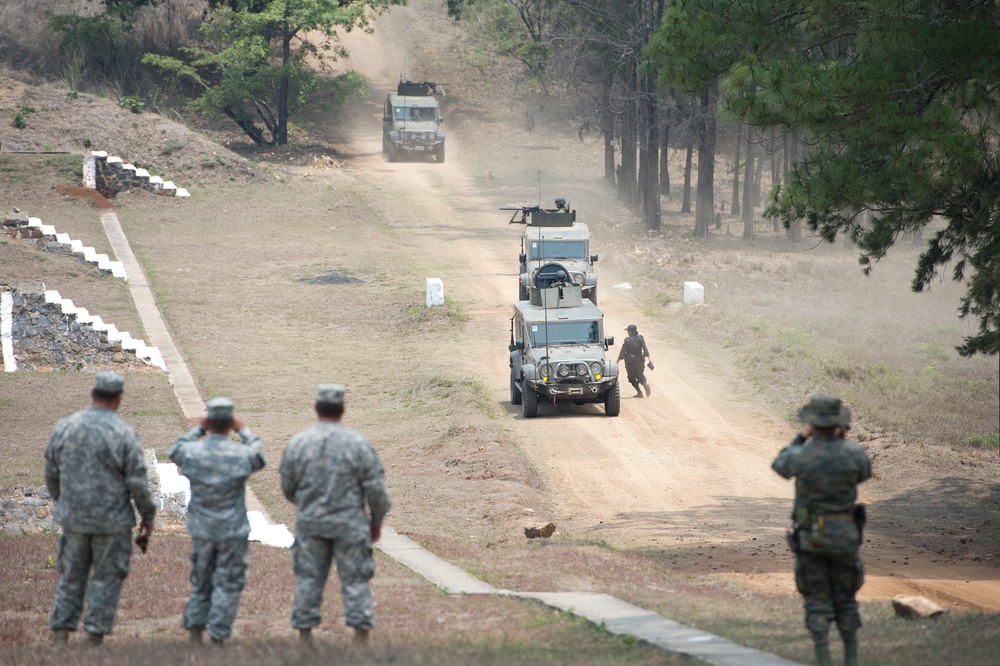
[683, 281, 704, 305]
[426, 278, 445, 308]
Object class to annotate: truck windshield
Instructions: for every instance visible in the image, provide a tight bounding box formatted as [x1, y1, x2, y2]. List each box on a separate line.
[395, 106, 436, 121]
[528, 240, 587, 260]
[530, 321, 600, 345]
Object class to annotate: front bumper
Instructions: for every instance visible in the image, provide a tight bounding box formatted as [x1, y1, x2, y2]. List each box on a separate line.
[530, 380, 614, 401]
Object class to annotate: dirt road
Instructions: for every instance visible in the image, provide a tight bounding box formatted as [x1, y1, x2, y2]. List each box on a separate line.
[329, 2, 1000, 612]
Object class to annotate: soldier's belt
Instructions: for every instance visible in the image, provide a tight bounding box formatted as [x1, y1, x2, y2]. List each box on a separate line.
[821, 512, 855, 521]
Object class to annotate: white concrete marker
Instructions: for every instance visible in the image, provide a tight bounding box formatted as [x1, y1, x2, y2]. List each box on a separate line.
[684, 281, 704, 305]
[426, 278, 445, 308]
[248, 511, 294, 548]
[1, 292, 16, 372]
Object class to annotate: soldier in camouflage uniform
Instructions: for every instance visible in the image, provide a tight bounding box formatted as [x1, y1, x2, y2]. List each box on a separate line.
[169, 397, 266, 646]
[279, 385, 391, 645]
[616, 324, 652, 398]
[772, 396, 872, 666]
[44, 372, 157, 646]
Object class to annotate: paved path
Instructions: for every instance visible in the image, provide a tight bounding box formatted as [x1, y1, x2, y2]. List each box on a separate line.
[100, 211, 801, 665]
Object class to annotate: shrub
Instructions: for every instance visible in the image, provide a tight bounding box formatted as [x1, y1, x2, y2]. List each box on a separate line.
[11, 105, 35, 129]
[119, 95, 145, 113]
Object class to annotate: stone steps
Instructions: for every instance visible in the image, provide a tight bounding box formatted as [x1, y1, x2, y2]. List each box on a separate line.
[87, 151, 190, 199]
[43, 289, 166, 371]
[21, 217, 129, 280]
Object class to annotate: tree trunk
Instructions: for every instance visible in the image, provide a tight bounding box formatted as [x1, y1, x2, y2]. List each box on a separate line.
[742, 123, 755, 239]
[730, 122, 741, 217]
[276, 29, 292, 146]
[639, 72, 661, 230]
[681, 134, 693, 214]
[618, 63, 639, 213]
[785, 131, 802, 242]
[601, 74, 616, 186]
[694, 84, 718, 238]
[752, 138, 765, 208]
[659, 99, 671, 197]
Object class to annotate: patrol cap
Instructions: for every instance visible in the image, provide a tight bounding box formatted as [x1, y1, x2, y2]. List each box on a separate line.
[555, 197, 567, 207]
[94, 371, 125, 394]
[205, 397, 235, 420]
[625, 324, 638, 332]
[798, 395, 843, 428]
[316, 384, 346, 406]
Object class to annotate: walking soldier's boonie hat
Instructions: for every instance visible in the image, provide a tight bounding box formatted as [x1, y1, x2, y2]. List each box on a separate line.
[625, 324, 638, 332]
[205, 397, 235, 420]
[317, 384, 346, 406]
[94, 371, 125, 394]
[798, 395, 844, 428]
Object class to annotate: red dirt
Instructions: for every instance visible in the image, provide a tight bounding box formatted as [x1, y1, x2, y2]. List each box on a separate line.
[55, 184, 113, 209]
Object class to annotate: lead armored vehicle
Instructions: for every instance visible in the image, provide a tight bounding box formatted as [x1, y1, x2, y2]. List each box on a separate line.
[505, 204, 599, 304]
[382, 80, 445, 162]
[509, 283, 619, 418]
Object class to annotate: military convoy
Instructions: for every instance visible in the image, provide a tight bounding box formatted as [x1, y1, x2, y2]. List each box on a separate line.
[506, 202, 619, 418]
[382, 80, 446, 163]
[505, 204, 599, 304]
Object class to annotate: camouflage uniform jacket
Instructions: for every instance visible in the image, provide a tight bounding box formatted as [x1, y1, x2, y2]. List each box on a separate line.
[44, 406, 157, 533]
[169, 427, 266, 540]
[279, 422, 391, 539]
[772, 432, 872, 554]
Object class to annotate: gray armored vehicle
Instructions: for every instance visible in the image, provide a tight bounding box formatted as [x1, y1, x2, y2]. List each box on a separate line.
[509, 283, 620, 418]
[382, 80, 445, 163]
[505, 204, 599, 304]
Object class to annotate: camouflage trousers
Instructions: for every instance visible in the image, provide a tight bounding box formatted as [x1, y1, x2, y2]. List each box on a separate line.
[50, 529, 133, 635]
[795, 550, 864, 646]
[290, 532, 375, 631]
[183, 538, 250, 641]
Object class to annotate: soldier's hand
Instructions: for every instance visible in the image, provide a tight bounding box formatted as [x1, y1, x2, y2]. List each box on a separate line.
[370, 523, 382, 544]
[139, 520, 155, 538]
[231, 416, 245, 432]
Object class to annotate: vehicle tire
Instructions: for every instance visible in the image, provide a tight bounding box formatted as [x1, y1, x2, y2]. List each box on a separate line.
[518, 283, 529, 301]
[522, 383, 538, 418]
[588, 286, 598, 305]
[604, 381, 620, 417]
[436, 143, 445, 163]
[510, 374, 522, 405]
[387, 140, 399, 163]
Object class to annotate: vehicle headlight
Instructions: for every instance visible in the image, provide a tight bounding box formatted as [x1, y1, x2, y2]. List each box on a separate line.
[590, 361, 603, 377]
[557, 365, 571, 378]
[540, 364, 553, 381]
[575, 363, 587, 376]
[572, 273, 584, 284]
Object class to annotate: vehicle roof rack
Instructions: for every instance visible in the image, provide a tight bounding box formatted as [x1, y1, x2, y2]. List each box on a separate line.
[502, 206, 576, 227]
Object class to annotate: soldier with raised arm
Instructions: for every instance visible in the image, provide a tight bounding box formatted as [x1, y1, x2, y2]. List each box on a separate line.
[280, 385, 391, 645]
[772, 395, 872, 666]
[169, 397, 266, 646]
[45, 371, 157, 646]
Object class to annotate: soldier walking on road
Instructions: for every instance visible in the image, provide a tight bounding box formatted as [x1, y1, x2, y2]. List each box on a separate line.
[169, 397, 266, 646]
[617, 324, 653, 398]
[280, 385, 391, 646]
[45, 371, 157, 646]
[772, 396, 872, 666]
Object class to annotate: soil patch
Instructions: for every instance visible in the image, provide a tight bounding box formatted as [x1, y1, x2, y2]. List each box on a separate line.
[54, 183, 113, 209]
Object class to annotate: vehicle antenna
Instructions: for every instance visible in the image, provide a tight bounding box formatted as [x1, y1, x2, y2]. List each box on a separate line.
[538, 171, 550, 387]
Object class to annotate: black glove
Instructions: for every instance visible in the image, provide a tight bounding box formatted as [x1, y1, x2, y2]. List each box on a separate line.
[646, 362, 654, 371]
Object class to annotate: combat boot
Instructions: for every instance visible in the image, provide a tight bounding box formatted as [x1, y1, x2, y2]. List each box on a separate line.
[188, 627, 203, 644]
[84, 631, 104, 646]
[843, 639, 859, 666]
[642, 381, 651, 397]
[210, 636, 225, 648]
[814, 644, 832, 666]
[51, 629, 69, 646]
[299, 628, 313, 646]
[353, 628, 370, 646]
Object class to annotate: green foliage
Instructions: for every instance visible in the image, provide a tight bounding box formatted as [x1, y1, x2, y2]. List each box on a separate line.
[82, 138, 92, 148]
[648, 0, 1000, 356]
[11, 105, 35, 129]
[142, 0, 402, 146]
[119, 95, 146, 113]
[965, 434, 1000, 449]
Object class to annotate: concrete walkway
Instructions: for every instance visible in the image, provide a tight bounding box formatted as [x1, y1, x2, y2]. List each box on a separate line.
[378, 528, 803, 665]
[100, 212, 802, 665]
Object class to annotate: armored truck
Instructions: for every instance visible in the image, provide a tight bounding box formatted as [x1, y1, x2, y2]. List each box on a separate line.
[382, 80, 445, 163]
[509, 284, 620, 418]
[505, 205, 599, 304]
